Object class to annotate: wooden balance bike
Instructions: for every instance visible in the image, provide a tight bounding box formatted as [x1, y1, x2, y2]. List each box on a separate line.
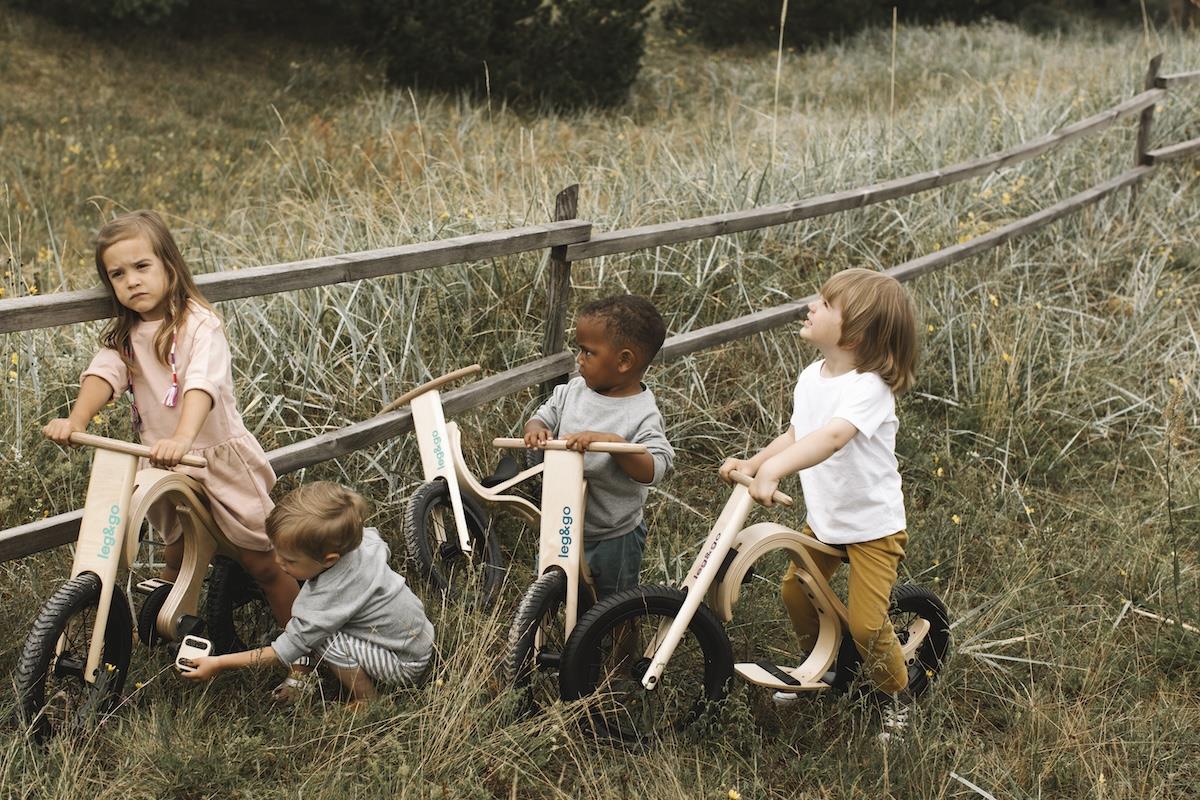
[556, 468, 951, 745]
[383, 364, 549, 609]
[14, 433, 253, 739]
[492, 436, 648, 715]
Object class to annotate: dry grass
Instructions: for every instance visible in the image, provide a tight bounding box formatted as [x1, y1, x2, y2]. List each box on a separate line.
[2, 8, 1199, 799]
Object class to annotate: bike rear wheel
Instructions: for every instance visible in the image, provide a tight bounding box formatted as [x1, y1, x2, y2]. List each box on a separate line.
[558, 585, 733, 747]
[205, 556, 276, 654]
[15, 572, 133, 741]
[405, 479, 503, 609]
[832, 583, 952, 697]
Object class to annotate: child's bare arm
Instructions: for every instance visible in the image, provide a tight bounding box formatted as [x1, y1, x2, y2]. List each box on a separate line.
[749, 419, 858, 506]
[562, 431, 655, 483]
[149, 389, 213, 468]
[42, 376, 114, 445]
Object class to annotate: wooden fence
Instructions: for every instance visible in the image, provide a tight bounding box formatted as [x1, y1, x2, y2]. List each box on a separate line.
[2, 57, 1197, 563]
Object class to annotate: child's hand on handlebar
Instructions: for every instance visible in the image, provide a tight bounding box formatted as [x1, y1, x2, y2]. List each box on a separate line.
[748, 470, 782, 507]
[149, 437, 194, 468]
[523, 423, 552, 448]
[563, 431, 621, 451]
[43, 418, 84, 446]
[718, 457, 755, 485]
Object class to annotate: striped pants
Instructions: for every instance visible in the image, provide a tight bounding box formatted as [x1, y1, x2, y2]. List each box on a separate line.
[316, 633, 432, 686]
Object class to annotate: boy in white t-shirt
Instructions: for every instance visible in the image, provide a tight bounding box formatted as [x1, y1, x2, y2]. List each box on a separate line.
[719, 268, 918, 700]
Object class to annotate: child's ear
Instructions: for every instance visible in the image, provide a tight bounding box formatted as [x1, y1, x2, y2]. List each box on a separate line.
[616, 347, 638, 373]
[322, 552, 341, 568]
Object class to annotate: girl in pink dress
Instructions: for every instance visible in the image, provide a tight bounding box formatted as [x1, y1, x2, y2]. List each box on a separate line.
[43, 210, 299, 628]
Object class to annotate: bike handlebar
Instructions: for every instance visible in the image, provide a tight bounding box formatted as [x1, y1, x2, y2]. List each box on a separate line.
[379, 364, 483, 416]
[68, 432, 208, 469]
[492, 437, 648, 455]
[727, 468, 794, 507]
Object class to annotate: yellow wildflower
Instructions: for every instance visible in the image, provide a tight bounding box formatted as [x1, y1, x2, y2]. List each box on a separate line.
[936, 467, 944, 477]
[1001, 192, 1011, 205]
[1002, 352, 1013, 363]
[989, 293, 999, 307]
[927, 324, 935, 333]
[951, 514, 962, 524]
[10, 353, 17, 366]
[728, 792, 742, 800]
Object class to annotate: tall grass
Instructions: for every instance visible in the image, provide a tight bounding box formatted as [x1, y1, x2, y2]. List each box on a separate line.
[2, 9, 1198, 799]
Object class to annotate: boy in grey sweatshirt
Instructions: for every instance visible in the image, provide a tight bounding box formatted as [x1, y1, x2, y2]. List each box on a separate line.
[524, 295, 675, 598]
[180, 482, 434, 703]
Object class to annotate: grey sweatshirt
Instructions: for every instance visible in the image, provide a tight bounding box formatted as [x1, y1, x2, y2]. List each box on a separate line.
[271, 528, 435, 669]
[532, 376, 674, 542]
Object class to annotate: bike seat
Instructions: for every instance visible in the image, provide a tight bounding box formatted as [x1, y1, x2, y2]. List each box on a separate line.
[480, 454, 521, 488]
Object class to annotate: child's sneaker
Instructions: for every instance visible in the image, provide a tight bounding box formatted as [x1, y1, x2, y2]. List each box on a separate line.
[876, 696, 909, 744]
[770, 667, 837, 706]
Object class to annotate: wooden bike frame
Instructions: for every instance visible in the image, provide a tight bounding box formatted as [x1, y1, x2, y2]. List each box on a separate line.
[62, 433, 238, 684]
[639, 470, 931, 693]
[493, 438, 646, 637]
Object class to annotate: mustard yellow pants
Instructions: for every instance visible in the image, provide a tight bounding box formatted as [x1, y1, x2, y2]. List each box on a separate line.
[780, 525, 909, 694]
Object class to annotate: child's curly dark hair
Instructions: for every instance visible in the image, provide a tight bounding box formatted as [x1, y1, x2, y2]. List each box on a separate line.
[578, 294, 667, 370]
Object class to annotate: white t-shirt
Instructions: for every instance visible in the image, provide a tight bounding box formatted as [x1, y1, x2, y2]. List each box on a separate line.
[790, 360, 906, 544]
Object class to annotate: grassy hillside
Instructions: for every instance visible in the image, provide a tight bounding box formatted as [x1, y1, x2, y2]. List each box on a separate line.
[2, 8, 1198, 799]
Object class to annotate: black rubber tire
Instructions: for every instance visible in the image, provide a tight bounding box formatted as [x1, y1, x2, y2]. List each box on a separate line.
[558, 585, 734, 747]
[505, 569, 570, 716]
[404, 479, 503, 609]
[205, 556, 274, 655]
[15, 572, 133, 741]
[832, 583, 951, 697]
[136, 582, 173, 647]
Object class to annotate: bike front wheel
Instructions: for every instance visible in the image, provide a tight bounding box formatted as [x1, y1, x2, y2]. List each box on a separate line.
[506, 569, 582, 716]
[404, 479, 503, 609]
[558, 585, 733, 747]
[15, 572, 133, 741]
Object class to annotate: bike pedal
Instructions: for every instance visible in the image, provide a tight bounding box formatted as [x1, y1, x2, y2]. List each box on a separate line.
[135, 578, 172, 596]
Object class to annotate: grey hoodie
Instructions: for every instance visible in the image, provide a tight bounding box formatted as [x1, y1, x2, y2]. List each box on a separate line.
[272, 528, 434, 670]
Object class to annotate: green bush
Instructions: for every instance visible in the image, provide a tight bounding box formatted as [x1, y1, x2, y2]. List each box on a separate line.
[663, 0, 879, 49]
[663, 0, 1148, 49]
[5, 0, 650, 109]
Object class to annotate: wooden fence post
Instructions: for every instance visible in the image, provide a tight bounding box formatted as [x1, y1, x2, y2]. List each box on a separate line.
[540, 184, 579, 397]
[1132, 53, 1164, 203]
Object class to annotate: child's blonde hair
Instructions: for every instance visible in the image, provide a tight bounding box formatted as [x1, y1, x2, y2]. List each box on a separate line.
[94, 210, 216, 369]
[266, 482, 367, 560]
[820, 268, 918, 394]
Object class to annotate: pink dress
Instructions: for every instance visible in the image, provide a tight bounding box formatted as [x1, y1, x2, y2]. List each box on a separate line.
[83, 301, 275, 551]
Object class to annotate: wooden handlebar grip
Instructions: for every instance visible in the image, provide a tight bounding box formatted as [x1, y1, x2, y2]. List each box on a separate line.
[379, 364, 483, 415]
[69, 431, 208, 469]
[492, 437, 648, 455]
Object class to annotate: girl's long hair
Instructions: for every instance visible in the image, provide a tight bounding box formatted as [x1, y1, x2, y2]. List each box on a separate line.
[820, 268, 919, 394]
[94, 210, 216, 368]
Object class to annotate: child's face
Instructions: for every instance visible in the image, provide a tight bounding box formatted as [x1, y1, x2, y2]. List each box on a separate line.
[101, 235, 171, 321]
[574, 315, 637, 394]
[273, 545, 338, 581]
[801, 294, 845, 350]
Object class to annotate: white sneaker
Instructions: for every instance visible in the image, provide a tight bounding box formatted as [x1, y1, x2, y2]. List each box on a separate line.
[876, 700, 909, 744]
[771, 669, 837, 705]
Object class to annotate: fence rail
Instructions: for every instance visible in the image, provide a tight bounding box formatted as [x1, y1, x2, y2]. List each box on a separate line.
[2, 56, 1196, 563]
[1155, 69, 1200, 88]
[0, 221, 592, 335]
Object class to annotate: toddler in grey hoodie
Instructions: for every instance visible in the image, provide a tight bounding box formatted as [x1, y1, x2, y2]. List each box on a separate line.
[181, 482, 434, 703]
